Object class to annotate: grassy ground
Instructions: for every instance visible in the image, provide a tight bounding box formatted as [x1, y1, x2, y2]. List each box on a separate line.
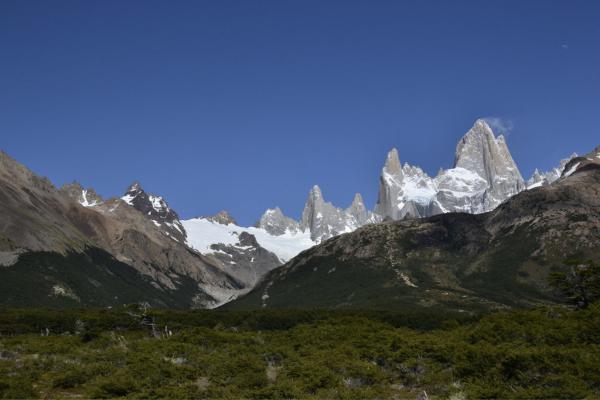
[0, 306, 598, 399]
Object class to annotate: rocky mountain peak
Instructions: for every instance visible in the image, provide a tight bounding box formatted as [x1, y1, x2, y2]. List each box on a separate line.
[61, 181, 103, 207]
[120, 182, 186, 242]
[257, 207, 300, 236]
[454, 119, 499, 175]
[204, 210, 237, 225]
[121, 181, 146, 206]
[301, 186, 353, 242]
[474, 118, 493, 132]
[126, 181, 142, 193]
[375, 149, 407, 220]
[351, 193, 364, 207]
[383, 148, 403, 177]
[452, 119, 525, 210]
[527, 169, 544, 188]
[309, 185, 323, 200]
[347, 193, 368, 226]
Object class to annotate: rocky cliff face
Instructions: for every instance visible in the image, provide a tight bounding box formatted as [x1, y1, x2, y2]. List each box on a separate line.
[374, 148, 406, 219]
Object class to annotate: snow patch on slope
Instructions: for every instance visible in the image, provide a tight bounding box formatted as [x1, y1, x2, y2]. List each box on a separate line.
[80, 190, 100, 207]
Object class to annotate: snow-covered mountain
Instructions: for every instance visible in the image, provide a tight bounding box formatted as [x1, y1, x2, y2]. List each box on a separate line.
[256, 119, 530, 247]
[375, 119, 525, 219]
[244, 118, 586, 254]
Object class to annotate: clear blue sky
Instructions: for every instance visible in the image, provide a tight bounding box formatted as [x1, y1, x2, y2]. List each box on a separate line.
[1, 1, 599, 225]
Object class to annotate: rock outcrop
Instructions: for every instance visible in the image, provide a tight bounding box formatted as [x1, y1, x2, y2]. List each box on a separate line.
[120, 182, 186, 243]
[61, 182, 103, 207]
[202, 210, 238, 226]
[256, 207, 300, 236]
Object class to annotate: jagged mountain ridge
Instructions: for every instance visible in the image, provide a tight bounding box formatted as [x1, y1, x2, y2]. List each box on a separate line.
[299, 185, 380, 242]
[257, 119, 527, 242]
[227, 148, 600, 311]
[527, 153, 578, 189]
[372, 119, 526, 218]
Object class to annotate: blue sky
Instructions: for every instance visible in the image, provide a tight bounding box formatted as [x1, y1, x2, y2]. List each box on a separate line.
[1, 1, 599, 225]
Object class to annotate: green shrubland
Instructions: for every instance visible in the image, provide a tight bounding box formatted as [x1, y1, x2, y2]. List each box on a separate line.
[0, 305, 598, 399]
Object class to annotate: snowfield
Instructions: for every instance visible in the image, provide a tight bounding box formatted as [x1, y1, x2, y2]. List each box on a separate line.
[182, 218, 316, 262]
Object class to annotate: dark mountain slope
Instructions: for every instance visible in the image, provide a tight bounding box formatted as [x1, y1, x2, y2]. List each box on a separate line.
[228, 154, 600, 312]
[0, 248, 202, 308]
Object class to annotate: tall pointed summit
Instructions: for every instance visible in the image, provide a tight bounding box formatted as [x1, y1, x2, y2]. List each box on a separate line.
[383, 148, 403, 176]
[346, 193, 368, 225]
[300, 185, 362, 242]
[374, 147, 439, 220]
[374, 148, 406, 219]
[452, 119, 525, 210]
